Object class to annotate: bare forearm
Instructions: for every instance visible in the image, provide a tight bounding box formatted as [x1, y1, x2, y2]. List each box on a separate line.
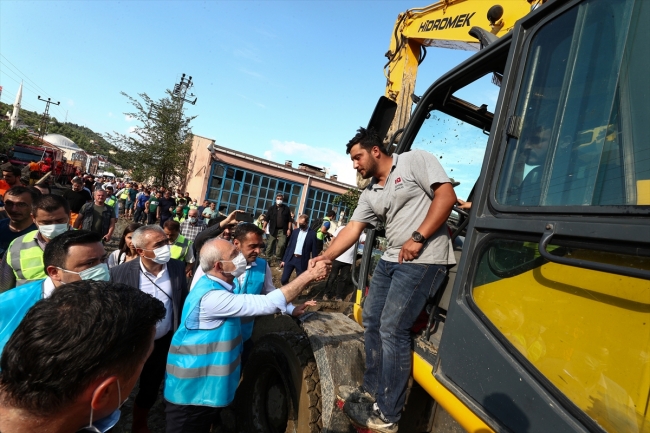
[321, 221, 365, 260]
[279, 270, 315, 304]
[417, 184, 457, 238]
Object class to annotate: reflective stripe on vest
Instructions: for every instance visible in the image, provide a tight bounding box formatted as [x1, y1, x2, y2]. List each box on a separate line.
[170, 235, 191, 261]
[234, 257, 267, 341]
[7, 231, 46, 285]
[164, 275, 242, 407]
[173, 216, 186, 223]
[106, 197, 116, 207]
[317, 217, 331, 240]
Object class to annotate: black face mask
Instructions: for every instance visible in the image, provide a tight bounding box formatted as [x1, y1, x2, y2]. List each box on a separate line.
[299, 224, 308, 231]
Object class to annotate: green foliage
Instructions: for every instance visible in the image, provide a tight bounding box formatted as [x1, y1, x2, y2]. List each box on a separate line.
[333, 188, 361, 216]
[0, 101, 130, 168]
[104, 91, 196, 187]
[0, 120, 40, 153]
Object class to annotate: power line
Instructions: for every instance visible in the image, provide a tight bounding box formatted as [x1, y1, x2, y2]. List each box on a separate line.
[0, 56, 70, 122]
[0, 54, 52, 98]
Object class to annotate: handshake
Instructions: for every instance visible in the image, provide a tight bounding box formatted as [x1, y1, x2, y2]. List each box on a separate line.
[306, 256, 332, 282]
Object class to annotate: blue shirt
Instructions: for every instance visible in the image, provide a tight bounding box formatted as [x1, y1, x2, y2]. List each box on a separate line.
[0, 219, 37, 256]
[136, 194, 150, 209]
[294, 229, 308, 255]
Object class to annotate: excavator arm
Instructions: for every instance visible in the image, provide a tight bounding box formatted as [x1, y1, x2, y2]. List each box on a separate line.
[383, 0, 539, 145]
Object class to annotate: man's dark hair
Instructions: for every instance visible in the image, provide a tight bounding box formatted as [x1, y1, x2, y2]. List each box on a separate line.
[163, 220, 180, 232]
[276, 193, 284, 199]
[5, 185, 39, 202]
[233, 223, 264, 243]
[71, 177, 84, 185]
[43, 230, 103, 269]
[326, 210, 336, 219]
[0, 281, 165, 415]
[2, 166, 21, 177]
[345, 127, 386, 155]
[33, 194, 70, 216]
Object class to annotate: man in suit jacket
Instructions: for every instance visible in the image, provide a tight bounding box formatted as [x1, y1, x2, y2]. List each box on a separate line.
[280, 214, 319, 285]
[110, 225, 188, 433]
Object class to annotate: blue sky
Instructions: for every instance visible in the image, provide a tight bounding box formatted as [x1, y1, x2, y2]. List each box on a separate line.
[0, 0, 500, 199]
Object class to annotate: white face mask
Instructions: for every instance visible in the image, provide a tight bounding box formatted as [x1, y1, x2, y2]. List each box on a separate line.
[143, 244, 171, 264]
[38, 223, 69, 239]
[221, 252, 247, 278]
[276, 200, 283, 205]
[188, 217, 197, 224]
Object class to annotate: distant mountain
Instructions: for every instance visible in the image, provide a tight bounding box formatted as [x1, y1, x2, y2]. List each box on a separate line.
[0, 101, 131, 168]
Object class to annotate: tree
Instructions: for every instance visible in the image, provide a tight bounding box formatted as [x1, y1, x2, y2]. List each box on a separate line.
[333, 188, 361, 219]
[0, 120, 40, 153]
[104, 90, 196, 186]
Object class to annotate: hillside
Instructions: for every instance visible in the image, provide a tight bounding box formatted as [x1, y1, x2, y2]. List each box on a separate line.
[0, 101, 131, 169]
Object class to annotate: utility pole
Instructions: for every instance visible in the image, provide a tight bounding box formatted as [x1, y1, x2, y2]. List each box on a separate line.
[172, 73, 197, 116]
[37, 96, 60, 140]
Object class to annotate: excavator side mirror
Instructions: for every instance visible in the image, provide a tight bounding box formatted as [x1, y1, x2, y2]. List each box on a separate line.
[367, 96, 397, 142]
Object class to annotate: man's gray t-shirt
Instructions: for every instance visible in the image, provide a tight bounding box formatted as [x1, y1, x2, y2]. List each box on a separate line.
[350, 150, 455, 265]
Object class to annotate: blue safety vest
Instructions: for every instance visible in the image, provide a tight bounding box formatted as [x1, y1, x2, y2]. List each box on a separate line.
[0, 279, 44, 356]
[234, 258, 267, 342]
[165, 275, 243, 407]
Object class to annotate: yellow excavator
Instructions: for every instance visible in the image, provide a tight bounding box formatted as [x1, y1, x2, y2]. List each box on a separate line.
[381, 0, 542, 147]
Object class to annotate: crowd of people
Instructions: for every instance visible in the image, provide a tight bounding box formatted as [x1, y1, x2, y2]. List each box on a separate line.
[0, 122, 463, 433]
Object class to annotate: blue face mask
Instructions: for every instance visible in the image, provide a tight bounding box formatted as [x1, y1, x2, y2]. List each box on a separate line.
[59, 263, 110, 282]
[82, 380, 126, 433]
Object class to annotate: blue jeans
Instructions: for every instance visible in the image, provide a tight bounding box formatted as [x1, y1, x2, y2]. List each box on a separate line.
[362, 259, 448, 422]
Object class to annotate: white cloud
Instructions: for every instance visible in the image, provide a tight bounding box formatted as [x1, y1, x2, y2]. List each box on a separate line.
[127, 126, 137, 135]
[239, 68, 264, 80]
[265, 139, 357, 186]
[125, 115, 135, 122]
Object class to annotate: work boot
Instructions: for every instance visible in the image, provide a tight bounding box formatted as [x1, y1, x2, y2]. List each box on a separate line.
[337, 385, 375, 404]
[344, 401, 398, 433]
[131, 403, 151, 433]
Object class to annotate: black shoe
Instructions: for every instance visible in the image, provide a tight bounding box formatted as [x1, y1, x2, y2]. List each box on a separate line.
[344, 401, 398, 433]
[337, 385, 375, 404]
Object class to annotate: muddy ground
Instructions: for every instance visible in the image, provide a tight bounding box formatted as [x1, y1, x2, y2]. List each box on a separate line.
[108, 218, 354, 433]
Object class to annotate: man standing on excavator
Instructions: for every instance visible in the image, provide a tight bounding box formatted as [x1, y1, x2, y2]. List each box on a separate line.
[310, 127, 457, 432]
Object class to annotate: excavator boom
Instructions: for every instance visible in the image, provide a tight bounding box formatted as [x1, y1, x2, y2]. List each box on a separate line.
[384, 0, 536, 146]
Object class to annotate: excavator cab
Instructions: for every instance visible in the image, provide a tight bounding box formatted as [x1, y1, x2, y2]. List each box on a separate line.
[354, 0, 650, 431]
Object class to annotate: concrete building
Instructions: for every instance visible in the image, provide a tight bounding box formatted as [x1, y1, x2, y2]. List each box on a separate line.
[184, 135, 356, 221]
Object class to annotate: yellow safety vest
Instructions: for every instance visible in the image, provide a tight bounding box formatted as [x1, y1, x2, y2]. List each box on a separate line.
[173, 215, 186, 223]
[170, 235, 191, 261]
[7, 230, 46, 286]
[106, 196, 116, 207]
[120, 190, 129, 199]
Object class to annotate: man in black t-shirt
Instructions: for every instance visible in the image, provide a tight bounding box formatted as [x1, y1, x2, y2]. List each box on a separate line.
[62, 178, 92, 228]
[157, 190, 177, 227]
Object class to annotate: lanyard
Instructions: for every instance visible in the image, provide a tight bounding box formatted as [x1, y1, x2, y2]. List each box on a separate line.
[140, 269, 173, 302]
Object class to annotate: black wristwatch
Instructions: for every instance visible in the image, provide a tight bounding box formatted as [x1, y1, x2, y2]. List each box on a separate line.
[411, 231, 425, 243]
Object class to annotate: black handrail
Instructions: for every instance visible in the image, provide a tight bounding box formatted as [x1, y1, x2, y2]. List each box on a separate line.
[539, 224, 650, 280]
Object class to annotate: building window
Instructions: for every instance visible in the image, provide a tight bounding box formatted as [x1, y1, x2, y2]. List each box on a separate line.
[304, 187, 345, 221]
[207, 163, 302, 217]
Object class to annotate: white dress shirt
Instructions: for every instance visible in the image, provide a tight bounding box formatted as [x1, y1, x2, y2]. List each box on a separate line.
[294, 229, 308, 255]
[139, 261, 173, 339]
[237, 261, 295, 315]
[198, 274, 287, 329]
[42, 277, 56, 299]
